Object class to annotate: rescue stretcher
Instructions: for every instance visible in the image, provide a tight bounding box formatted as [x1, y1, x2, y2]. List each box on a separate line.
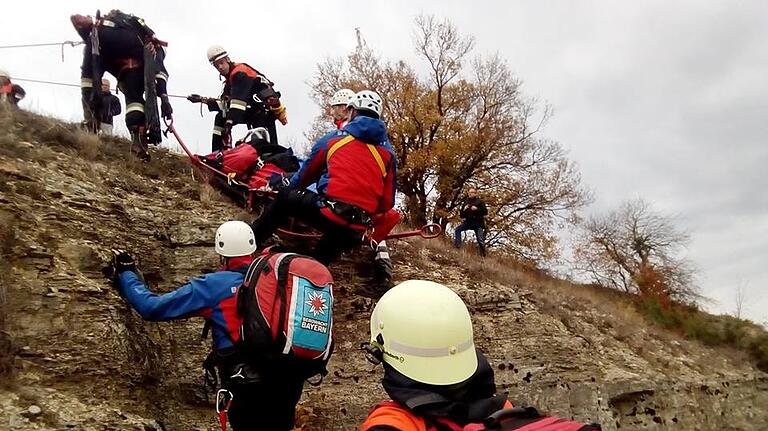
[163, 119, 442, 243]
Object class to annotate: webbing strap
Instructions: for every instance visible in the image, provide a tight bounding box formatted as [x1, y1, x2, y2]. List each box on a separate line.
[366, 144, 387, 178]
[326, 135, 355, 160]
[326, 135, 387, 177]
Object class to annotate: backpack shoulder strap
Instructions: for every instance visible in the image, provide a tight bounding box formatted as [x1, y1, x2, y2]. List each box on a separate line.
[326, 135, 355, 161]
[365, 144, 387, 177]
[326, 135, 387, 178]
[273, 253, 300, 340]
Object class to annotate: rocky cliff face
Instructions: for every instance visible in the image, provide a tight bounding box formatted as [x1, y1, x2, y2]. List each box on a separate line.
[1, 112, 766, 430]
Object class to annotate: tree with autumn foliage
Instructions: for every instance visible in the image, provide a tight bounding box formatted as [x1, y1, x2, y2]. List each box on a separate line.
[574, 199, 700, 305]
[309, 15, 590, 264]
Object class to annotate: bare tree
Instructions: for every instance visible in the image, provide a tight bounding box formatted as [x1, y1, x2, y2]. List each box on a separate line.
[575, 198, 700, 304]
[733, 281, 748, 319]
[309, 15, 590, 264]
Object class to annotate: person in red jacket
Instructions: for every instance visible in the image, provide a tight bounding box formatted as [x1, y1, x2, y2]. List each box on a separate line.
[0, 69, 26, 108]
[250, 90, 396, 265]
[194, 45, 287, 152]
[330, 88, 354, 129]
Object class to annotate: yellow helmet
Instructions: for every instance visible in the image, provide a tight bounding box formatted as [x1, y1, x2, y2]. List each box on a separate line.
[369, 280, 478, 385]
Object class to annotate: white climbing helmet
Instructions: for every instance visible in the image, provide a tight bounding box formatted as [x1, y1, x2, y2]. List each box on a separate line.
[207, 45, 229, 64]
[214, 221, 257, 257]
[348, 90, 383, 118]
[369, 280, 478, 385]
[330, 89, 355, 107]
[0, 69, 10, 79]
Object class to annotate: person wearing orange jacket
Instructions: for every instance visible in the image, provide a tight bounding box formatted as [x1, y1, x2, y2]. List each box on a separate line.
[193, 45, 287, 152]
[360, 280, 511, 431]
[360, 280, 602, 431]
[0, 69, 26, 108]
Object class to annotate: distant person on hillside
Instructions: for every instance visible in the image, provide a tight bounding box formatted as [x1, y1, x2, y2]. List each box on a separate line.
[0, 69, 26, 108]
[97, 79, 122, 135]
[359, 280, 602, 431]
[454, 194, 488, 256]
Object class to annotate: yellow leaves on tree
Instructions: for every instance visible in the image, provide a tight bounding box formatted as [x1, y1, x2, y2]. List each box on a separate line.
[309, 15, 590, 264]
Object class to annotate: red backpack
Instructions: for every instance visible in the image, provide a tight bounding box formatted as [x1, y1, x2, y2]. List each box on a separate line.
[365, 402, 601, 431]
[453, 406, 601, 431]
[235, 253, 334, 372]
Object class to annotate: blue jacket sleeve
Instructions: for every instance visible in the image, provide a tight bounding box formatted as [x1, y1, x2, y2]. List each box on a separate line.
[288, 131, 337, 189]
[117, 271, 212, 321]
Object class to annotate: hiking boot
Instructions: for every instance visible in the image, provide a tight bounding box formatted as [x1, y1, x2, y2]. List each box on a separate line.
[130, 127, 151, 162]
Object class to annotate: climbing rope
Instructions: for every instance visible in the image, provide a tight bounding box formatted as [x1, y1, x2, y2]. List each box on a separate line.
[0, 40, 84, 62]
[12, 78, 190, 99]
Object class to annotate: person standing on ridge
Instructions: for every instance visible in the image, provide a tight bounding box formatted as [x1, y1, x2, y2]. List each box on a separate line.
[0, 69, 26, 108]
[97, 79, 122, 135]
[454, 193, 488, 257]
[189, 45, 287, 152]
[70, 9, 173, 161]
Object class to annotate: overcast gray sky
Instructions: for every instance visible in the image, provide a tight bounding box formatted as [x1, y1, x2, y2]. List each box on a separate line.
[2, 1, 766, 323]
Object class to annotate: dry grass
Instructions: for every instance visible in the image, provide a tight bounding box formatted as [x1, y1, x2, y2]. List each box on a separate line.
[413, 234, 768, 372]
[199, 182, 229, 205]
[0, 211, 18, 382]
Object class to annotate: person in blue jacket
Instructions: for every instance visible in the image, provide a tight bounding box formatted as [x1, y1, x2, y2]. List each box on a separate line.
[251, 90, 397, 266]
[109, 221, 306, 431]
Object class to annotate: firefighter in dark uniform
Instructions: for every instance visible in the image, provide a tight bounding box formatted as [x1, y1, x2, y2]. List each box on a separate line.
[70, 10, 172, 161]
[189, 45, 287, 152]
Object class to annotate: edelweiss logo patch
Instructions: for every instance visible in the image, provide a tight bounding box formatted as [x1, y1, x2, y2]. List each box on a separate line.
[305, 292, 328, 316]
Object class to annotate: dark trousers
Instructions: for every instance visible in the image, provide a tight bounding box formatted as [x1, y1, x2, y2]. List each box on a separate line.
[212, 109, 279, 152]
[227, 375, 305, 431]
[454, 222, 486, 256]
[120, 67, 146, 131]
[251, 189, 362, 264]
[81, 26, 146, 131]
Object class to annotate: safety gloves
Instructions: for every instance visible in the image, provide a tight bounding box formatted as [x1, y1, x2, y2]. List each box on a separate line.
[160, 94, 173, 119]
[103, 249, 137, 282]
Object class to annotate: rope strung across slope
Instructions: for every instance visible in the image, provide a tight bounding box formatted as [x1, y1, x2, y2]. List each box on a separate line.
[12, 78, 190, 99]
[0, 40, 84, 62]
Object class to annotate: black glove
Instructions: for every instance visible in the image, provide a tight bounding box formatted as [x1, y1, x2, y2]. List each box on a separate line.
[160, 94, 173, 118]
[223, 121, 233, 139]
[268, 174, 290, 194]
[103, 249, 137, 283]
[112, 250, 137, 274]
[187, 93, 202, 103]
